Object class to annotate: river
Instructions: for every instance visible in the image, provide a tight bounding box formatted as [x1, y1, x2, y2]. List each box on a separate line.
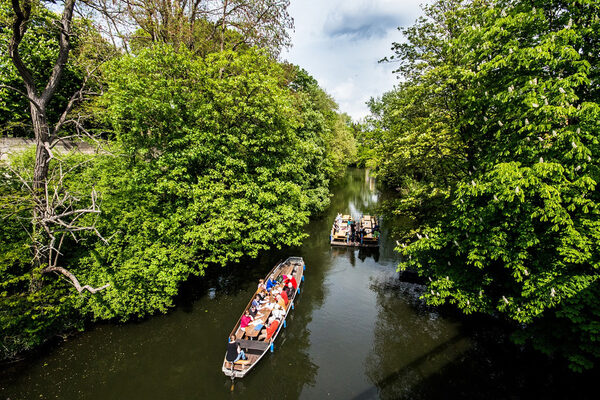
[1, 168, 598, 399]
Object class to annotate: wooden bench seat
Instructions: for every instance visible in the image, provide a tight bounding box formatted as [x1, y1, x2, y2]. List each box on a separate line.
[238, 339, 270, 352]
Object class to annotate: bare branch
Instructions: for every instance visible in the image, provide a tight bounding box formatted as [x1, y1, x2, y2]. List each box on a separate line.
[40, 0, 77, 106]
[43, 140, 55, 164]
[42, 266, 110, 293]
[51, 82, 88, 137]
[8, 0, 36, 95]
[0, 84, 44, 114]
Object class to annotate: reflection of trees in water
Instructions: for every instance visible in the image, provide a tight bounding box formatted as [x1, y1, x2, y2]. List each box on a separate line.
[331, 168, 379, 218]
[363, 277, 470, 400]
[362, 277, 600, 399]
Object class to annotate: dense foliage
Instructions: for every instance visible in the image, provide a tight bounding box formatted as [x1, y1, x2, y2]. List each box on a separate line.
[0, 2, 355, 360]
[362, 0, 600, 370]
[78, 46, 348, 319]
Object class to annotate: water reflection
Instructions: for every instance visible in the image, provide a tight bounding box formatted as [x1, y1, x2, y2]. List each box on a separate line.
[329, 247, 379, 264]
[364, 278, 470, 399]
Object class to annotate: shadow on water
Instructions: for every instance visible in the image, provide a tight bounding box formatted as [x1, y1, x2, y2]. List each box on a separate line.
[359, 273, 600, 400]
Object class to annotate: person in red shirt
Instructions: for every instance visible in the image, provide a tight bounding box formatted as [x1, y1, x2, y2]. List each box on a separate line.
[240, 310, 253, 331]
[279, 289, 289, 305]
[284, 275, 298, 290]
[259, 317, 280, 341]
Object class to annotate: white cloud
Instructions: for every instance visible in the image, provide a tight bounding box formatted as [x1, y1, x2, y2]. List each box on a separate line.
[283, 0, 430, 120]
[324, 0, 411, 39]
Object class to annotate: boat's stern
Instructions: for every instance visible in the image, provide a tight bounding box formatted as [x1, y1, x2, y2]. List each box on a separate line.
[222, 366, 247, 379]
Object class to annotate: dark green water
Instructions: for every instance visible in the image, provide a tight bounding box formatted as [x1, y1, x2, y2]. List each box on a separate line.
[1, 168, 598, 399]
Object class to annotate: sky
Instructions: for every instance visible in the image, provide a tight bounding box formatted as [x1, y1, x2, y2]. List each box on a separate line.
[282, 0, 431, 121]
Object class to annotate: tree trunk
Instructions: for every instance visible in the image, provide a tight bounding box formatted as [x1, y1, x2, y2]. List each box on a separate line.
[8, 0, 109, 295]
[31, 105, 50, 193]
[30, 103, 50, 276]
[220, 0, 229, 52]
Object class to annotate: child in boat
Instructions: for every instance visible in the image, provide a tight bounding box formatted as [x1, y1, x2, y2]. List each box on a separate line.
[226, 335, 247, 364]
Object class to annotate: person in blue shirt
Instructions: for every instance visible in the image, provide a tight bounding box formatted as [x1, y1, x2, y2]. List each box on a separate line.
[266, 277, 277, 292]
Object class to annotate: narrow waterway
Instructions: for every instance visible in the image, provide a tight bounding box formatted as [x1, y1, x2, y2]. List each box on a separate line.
[1, 168, 597, 399]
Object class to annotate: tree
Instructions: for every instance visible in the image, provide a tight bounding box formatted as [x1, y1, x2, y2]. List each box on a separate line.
[66, 46, 338, 318]
[370, 0, 600, 370]
[4, 0, 110, 292]
[91, 0, 293, 57]
[1, 2, 349, 361]
[289, 67, 357, 194]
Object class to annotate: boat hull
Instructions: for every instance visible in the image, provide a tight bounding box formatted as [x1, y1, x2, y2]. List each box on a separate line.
[222, 256, 305, 378]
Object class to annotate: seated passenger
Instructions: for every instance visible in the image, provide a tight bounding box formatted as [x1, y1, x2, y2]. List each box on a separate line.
[257, 279, 266, 291]
[272, 304, 285, 320]
[263, 296, 277, 310]
[279, 289, 289, 305]
[265, 277, 277, 292]
[284, 282, 294, 299]
[276, 294, 286, 309]
[251, 294, 264, 309]
[284, 275, 298, 290]
[248, 305, 258, 318]
[240, 310, 253, 331]
[226, 335, 247, 365]
[258, 317, 280, 341]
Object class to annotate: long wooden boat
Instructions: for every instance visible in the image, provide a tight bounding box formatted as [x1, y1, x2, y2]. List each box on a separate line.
[222, 256, 305, 379]
[330, 214, 380, 248]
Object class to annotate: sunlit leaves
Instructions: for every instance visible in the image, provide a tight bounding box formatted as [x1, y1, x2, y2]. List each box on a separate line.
[74, 46, 343, 319]
[373, 0, 600, 370]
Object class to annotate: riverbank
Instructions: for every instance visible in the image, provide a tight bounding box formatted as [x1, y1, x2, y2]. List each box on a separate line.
[1, 169, 599, 399]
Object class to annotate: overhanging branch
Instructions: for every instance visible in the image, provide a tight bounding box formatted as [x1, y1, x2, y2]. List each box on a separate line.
[42, 266, 110, 293]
